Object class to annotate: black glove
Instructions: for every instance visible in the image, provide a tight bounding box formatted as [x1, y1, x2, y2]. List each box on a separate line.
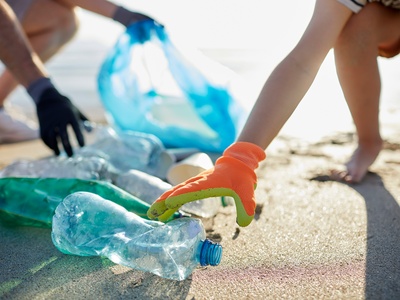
[35, 87, 87, 157]
[112, 6, 155, 27]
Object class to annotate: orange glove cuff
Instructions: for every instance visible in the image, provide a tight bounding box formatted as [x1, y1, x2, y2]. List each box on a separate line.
[223, 142, 266, 169]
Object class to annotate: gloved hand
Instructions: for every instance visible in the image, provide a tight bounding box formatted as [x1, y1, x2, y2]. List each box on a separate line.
[112, 6, 155, 27]
[147, 142, 266, 227]
[35, 87, 88, 157]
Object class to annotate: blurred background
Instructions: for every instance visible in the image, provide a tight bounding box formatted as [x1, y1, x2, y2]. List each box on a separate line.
[7, 0, 400, 143]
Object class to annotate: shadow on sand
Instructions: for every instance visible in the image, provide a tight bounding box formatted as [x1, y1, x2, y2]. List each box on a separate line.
[0, 224, 192, 299]
[348, 173, 400, 299]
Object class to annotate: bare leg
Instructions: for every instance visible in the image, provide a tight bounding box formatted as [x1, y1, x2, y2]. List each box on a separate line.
[333, 3, 400, 183]
[0, 0, 79, 107]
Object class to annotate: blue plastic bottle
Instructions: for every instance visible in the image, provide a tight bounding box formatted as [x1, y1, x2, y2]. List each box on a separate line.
[51, 192, 222, 281]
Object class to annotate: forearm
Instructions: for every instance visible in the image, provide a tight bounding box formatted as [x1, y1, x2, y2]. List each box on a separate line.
[0, 1, 47, 87]
[237, 0, 353, 149]
[237, 52, 322, 148]
[56, 0, 118, 18]
[56, 0, 151, 26]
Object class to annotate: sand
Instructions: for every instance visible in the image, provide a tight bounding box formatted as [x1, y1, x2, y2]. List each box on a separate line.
[1, 129, 400, 299]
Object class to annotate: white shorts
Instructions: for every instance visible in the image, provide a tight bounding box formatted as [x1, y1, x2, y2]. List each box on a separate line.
[338, 0, 400, 13]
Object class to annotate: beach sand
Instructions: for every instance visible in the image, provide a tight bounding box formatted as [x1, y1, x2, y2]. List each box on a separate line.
[1, 130, 400, 299]
[1, 8, 400, 299]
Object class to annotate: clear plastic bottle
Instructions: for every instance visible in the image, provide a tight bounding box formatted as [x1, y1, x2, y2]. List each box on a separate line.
[114, 169, 172, 204]
[0, 158, 230, 219]
[114, 170, 227, 218]
[180, 198, 220, 218]
[52, 191, 222, 281]
[0, 125, 175, 180]
[0, 156, 169, 205]
[0, 177, 180, 228]
[76, 125, 175, 179]
[0, 156, 111, 181]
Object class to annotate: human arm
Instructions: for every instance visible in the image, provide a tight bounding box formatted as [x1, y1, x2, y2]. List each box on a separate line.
[56, 0, 154, 26]
[148, 0, 354, 227]
[237, 0, 352, 148]
[0, 0, 47, 86]
[0, 0, 87, 156]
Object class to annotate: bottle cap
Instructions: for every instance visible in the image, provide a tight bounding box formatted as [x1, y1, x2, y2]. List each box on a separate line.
[199, 239, 222, 266]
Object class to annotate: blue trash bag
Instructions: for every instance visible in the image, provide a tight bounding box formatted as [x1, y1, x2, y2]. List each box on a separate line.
[97, 20, 247, 153]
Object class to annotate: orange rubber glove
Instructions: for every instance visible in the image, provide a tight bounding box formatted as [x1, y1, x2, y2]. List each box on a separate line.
[147, 142, 266, 227]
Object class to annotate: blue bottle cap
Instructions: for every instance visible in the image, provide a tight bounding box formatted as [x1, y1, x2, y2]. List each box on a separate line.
[199, 239, 222, 266]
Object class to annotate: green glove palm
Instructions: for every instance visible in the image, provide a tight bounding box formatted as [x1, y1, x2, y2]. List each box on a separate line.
[147, 142, 266, 227]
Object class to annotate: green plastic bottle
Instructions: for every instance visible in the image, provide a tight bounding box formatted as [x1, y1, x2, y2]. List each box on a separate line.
[0, 177, 180, 228]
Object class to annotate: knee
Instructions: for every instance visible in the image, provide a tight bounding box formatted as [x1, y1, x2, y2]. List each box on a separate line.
[335, 18, 371, 55]
[55, 7, 79, 44]
[335, 4, 381, 54]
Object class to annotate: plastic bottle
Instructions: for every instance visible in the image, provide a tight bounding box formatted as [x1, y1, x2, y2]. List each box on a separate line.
[0, 125, 174, 180]
[51, 191, 222, 281]
[0, 156, 168, 205]
[0, 158, 231, 219]
[75, 125, 175, 179]
[0, 156, 174, 208]
[0, 156, 111, 181]
[115, 170, 228, 218]
[114, 170, 227, 218]
[114, 169, 172, 204]
[0, 177, 180, 228]
[179, 198, 222, 218]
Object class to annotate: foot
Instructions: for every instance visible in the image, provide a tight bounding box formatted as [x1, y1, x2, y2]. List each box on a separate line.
[330, 140, 383, 183]
[0, 107, 39, 143]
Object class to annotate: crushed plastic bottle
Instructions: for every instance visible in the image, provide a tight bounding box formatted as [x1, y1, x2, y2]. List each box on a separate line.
[52, 191, 222, 281]
[0, 158, 230, 220]
[0, 125, 175, 180]
[75, 125, 175, 179]
[0, 156, 167, 203]
[0, 156, 111, 181]
[114, 169, 172, 204]
[0, 177, 180, 228]
[114, 170, 229, 218]
[115, 170, 227, 218]
[0, 156, 172, 207]
[180, 198, 222, 218]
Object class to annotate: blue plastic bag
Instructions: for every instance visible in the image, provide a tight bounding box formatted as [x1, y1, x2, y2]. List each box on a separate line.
[97, 20, 246, 153]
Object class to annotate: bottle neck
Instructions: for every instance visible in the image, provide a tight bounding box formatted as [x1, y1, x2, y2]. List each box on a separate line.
[199, 239, 222, 266]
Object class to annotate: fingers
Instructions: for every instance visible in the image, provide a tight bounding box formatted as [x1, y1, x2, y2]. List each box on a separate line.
[42, 130, 60, 156]
[42, 121, 84, 157]
[147, 199, 168, 219]
[166, 188, 224, 209]
[147, 184, 211, 220]
[231, 192, 255, 227]
[59, 127, 73, 157]
[148, 171, 212, 218]
[79, 112, 89, 122]
[71, 118, 85, 148]
[157, 208, 180, 222]
[236, 213, 254, 227]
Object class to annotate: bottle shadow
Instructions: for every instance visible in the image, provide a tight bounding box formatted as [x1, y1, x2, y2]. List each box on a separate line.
[347, 173, 400, 298]
[0, 225, 191, 299]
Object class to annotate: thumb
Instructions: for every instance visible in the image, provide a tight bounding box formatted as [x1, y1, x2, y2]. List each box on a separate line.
[79, 111, 89, 122]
